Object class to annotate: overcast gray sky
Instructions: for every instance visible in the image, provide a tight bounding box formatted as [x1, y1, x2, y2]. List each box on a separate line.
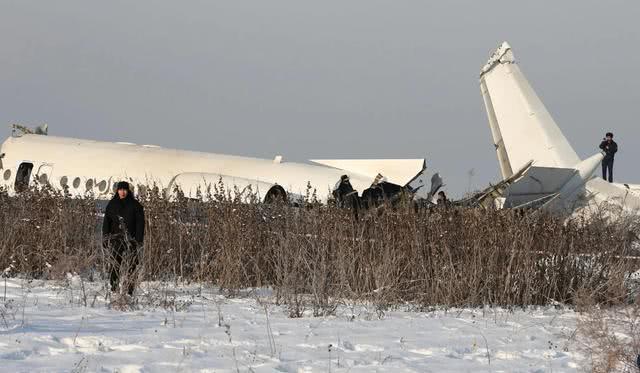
[1, 1, 638, 197]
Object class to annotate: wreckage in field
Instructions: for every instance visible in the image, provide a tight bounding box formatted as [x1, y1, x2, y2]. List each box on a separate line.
[0, 126, 429, 204]
[477, 42, 640, 215]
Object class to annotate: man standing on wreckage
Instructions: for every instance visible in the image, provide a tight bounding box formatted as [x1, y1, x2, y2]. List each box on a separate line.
[102, 181, 145, 296]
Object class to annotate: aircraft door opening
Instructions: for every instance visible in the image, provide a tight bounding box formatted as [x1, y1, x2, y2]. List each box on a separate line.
[15, 162, 34, 192]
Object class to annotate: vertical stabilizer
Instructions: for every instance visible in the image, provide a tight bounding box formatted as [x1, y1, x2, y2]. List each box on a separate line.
[479, 42, 580, 176]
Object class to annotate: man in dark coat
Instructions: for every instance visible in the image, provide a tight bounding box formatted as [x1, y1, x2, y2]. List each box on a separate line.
[102, 181, 144, 295]
[436, 190, 449, 207]
[332, 175, 360, 218]
[599, 132, 618, 183]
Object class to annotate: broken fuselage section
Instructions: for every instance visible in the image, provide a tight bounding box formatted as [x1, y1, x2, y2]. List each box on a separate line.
[476, 42, 640, 216]
[0, 129, 429, 206]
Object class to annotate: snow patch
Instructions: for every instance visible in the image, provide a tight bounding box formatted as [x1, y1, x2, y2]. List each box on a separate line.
[0, 278, 588, 372]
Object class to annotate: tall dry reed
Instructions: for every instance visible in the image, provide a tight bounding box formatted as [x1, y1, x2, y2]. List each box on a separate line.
[0, 185, 638, 312]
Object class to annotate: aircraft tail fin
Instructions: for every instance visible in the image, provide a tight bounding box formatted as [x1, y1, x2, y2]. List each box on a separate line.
[479, 42, 580, 180]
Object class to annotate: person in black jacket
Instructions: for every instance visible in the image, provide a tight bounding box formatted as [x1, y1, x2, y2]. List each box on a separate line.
[599, 132, 618, 183]
[332, 175, 360, 219]
[436, 191, 449, 207]
[102, 181, 145, 295]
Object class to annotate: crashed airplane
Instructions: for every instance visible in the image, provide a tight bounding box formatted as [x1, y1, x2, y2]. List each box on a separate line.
[5, 41, 634, 215]
[0, 127, 427, 204]
[478, 42, 640, 215]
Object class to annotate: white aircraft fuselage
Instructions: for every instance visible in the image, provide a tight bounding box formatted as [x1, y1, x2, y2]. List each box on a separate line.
[0, 133, 426, 202]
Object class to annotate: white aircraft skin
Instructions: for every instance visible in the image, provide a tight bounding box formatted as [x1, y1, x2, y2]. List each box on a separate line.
[480, 42, 640, 215]
[0, 133, 425, 203]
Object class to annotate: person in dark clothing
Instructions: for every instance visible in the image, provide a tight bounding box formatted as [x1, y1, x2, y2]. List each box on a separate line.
[599, 132, 618, 183]
[333, 175, 356, 204]
[102, 181, 144, 295]
[436, 190, 449, 207]
[333, 175, 360, 218]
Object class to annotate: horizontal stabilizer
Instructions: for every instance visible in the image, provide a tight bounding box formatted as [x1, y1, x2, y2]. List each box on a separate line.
[504, 166, 575, 208]
[309, 159, 426, 186]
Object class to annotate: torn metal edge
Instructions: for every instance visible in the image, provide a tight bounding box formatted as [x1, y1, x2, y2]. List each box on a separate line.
[480, 41, 514, 78]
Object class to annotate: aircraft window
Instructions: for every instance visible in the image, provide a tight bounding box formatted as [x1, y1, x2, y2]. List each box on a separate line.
[98, 180, 107, 192]
[38, 173, 49, 185]
[86, 179, 94, 190]
[73, 177, 81, 189]
[3, 169, 10, 181]
[112, 182, 118, 192]
[15, 162, 33, 192]
[60, 176, 68, 188]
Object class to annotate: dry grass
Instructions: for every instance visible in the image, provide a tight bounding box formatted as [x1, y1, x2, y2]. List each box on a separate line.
[1, 184, 638, 313]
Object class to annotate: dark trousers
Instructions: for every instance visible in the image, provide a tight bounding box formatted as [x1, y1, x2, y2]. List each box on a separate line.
[602, 158, 614, 183]
[106, 238, 139, 295]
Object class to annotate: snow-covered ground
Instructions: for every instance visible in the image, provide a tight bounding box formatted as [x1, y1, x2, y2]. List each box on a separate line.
[0, 278, 587, 372]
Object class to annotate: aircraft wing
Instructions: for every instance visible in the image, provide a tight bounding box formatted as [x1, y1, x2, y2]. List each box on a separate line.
[309, 159, 426, 186]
